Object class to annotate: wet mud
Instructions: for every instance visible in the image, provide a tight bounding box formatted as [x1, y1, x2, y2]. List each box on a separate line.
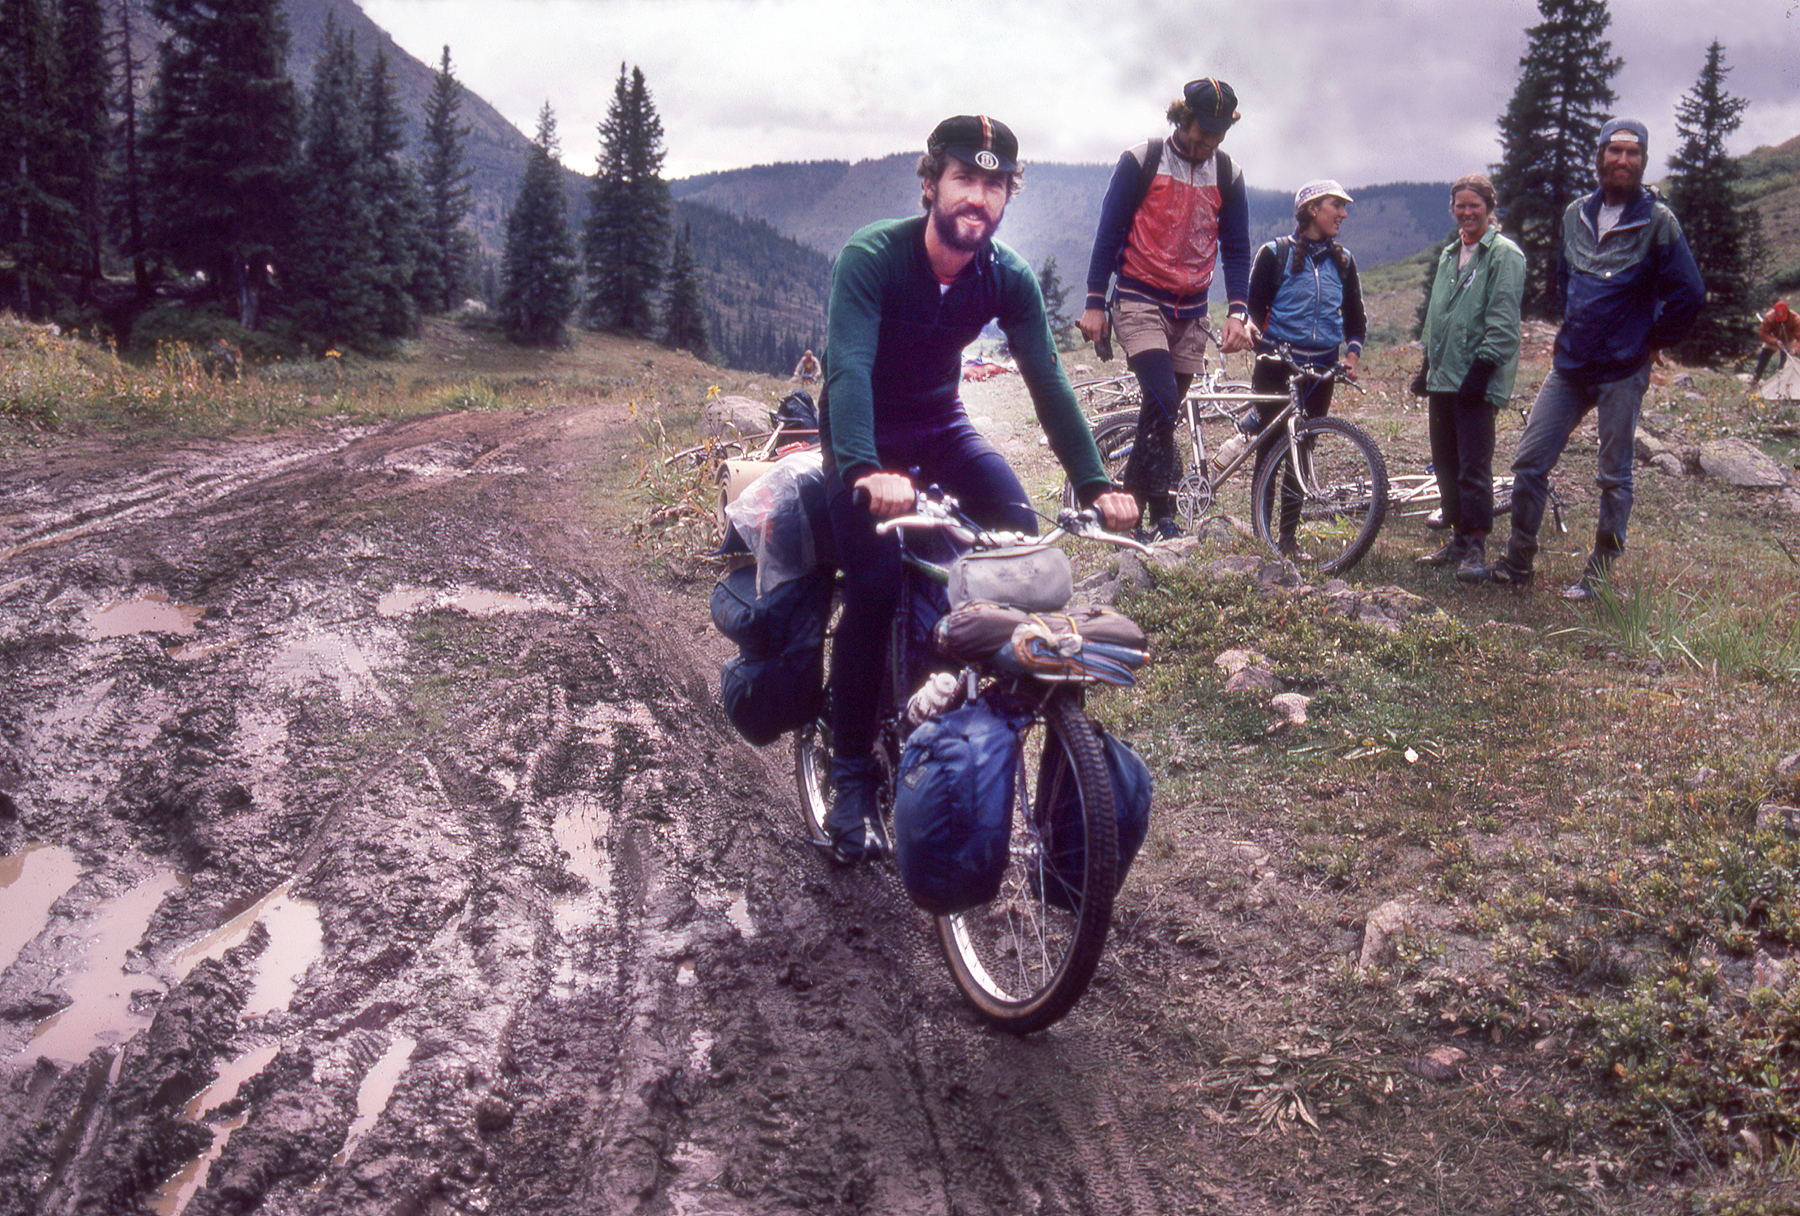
[0, 407, 1256, 1215]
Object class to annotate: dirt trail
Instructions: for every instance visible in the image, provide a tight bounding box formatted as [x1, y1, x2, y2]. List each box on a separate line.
[0, 404, 1270, 1215]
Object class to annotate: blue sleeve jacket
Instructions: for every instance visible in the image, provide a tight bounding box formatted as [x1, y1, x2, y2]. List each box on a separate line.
[1083, 140, 1252, 321]
[1553, 186, 1705, 384]
[1247, 235, 1366, 367]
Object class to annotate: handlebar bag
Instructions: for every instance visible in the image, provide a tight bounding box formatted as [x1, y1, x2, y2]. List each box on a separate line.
[947, 545, 1072, 612]
[893, 698, 1031, 915]
[1033, 726, 1152, 911]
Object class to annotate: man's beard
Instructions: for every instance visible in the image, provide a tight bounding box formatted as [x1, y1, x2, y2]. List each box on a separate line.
[931, 201, 1000, 253]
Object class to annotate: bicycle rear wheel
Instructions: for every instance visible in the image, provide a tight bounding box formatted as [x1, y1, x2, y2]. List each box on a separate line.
[1060, 412, 1139, 512]
[794, 713, 832, 841]
[935, 692, 1117, 1034]
[1251, 415, 1389, 576]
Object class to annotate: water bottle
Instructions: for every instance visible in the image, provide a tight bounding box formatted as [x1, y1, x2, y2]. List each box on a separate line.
[906, 672, 962, 726]
[1213, 431, 1251, 469]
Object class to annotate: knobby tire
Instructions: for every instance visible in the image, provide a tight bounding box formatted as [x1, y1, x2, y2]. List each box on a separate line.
[1250, 415, 1389, 576]
[934, 692, 1117, 1034]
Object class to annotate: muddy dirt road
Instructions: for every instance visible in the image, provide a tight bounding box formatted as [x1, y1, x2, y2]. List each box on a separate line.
[0, 402, 1299, 1216]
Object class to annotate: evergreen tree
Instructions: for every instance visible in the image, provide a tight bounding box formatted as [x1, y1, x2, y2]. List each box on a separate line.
[143, 0, 300, 328]
[661, 221, 707, 356]
[283, 14, 379, 348]
[498, 104, 577, 346]
[1035, 255, 1074, 349]
[418, 45, 475, 313]
[583, 63, 670, 334]
[1666, 41, 1756, 366]
[1491, 0, 1620, 319]
[113, 0, 152, 297]
[361, 44, 428, 340]
[53, 0, 110, 301]
[0, 0, 67, 315]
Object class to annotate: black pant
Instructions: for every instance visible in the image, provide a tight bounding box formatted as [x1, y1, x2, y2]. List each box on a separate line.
[1427, 390, 1496, 538]
[824, 424, 1034, 765]
[1120, 348, 1194, 519]
[1249, 356, 1334, 540]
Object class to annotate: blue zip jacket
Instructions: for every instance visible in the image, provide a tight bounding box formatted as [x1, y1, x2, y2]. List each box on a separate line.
[1247, 234, 1366, 367]
[1553, 186, 1704, 384]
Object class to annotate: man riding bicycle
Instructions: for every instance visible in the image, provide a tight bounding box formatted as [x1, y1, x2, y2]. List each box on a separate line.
[818, 114, 1138, 863]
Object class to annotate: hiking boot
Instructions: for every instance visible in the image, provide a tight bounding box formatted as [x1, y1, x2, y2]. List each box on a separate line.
[825, 759, 890, 865]
[1457, 555, 1533, 588]
[1278, 537, 1314, 563]
[1455, 538, 1487, 579]
[1414, 535, 1472, 567]
[1150, 516, 1185, 542]
[1562, 553, 1614, 604]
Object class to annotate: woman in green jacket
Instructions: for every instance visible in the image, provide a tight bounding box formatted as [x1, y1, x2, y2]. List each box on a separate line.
[1413, 174, 1525, 573]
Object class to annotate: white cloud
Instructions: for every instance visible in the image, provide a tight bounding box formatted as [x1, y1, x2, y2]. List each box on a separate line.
[358, 0, 1800, 187]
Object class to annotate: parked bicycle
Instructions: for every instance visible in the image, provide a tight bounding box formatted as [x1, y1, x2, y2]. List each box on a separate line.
[1065, 343, 1391, 577]
[1387, 402, 1568, 538]
[793, 492, 1151, 1034]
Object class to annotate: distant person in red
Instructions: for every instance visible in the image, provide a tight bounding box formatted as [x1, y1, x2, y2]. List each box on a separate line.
[793, 348, 821, 386]
[1755, 300, 1798, 381]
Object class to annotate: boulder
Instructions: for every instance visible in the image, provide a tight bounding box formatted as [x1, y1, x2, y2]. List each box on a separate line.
[1697, 438, 1790, 488]
[702, 395, 771, 439]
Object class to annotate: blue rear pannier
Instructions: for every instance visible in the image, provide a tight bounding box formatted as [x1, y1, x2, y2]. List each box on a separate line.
[893, 699, 1030, 916]
[712, 565, 833, 746]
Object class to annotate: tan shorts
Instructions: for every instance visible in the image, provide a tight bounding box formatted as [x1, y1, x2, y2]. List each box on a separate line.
[1112, 298, 1210, 373]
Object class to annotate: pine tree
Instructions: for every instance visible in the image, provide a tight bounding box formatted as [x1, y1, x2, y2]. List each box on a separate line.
[53, 0, 110, 301]
[1666, 41, 1756, 367]
[143, 0, 300, 328]
[418, 45, 475, 314]
[283, 13, 380, 348]
[361, 44, 428, 340]
[661, 221, 708, 356]
[498, 104, 577, 346]
[0, 0, 67, 315]
[113, 0, 152, 297]
[1035, 255, 1074, 349]
[1491, 0, 1620, 319]
[583, 63, 670, 334]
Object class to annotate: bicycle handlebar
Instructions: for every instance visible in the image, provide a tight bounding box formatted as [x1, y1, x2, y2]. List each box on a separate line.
[873, 493, 1152, 556]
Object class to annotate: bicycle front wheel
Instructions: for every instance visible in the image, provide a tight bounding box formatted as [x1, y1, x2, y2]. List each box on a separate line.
[1251, 415, 1389, 576]
[935, 692, 1117, 1034]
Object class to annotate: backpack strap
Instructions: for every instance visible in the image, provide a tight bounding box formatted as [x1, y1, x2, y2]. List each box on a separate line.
[1132, 137, 1164, 211]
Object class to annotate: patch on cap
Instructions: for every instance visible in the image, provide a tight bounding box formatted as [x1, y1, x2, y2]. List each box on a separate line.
[927, 114, 1019, 174]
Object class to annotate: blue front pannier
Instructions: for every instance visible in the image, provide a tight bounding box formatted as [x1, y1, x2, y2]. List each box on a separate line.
[893, 699, 1030, 916]
[1034, 727, 1151, 911]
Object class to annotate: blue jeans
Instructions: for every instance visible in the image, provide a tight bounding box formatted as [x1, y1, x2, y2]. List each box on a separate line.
[1504, 363, 1650, 570]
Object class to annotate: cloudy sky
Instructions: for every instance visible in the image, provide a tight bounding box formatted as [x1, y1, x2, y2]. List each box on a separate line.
[356, 0, 1799, 192]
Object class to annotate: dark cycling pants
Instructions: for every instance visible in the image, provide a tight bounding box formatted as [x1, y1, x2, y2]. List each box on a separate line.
[824, 422, 1035, 764]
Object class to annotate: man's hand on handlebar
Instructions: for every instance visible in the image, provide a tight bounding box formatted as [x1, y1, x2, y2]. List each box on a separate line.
[1091, 489, 1139, 534]
[853, 471, 916, 518]
[1219, 314, 1257, 354]
[1341, 349, 1360, 382]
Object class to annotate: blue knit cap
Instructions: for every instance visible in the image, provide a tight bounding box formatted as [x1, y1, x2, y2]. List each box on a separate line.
[1596, 118, 1649, 156]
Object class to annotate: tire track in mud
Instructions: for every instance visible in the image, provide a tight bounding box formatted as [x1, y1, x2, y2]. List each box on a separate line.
[0, 408, 1217, 1216]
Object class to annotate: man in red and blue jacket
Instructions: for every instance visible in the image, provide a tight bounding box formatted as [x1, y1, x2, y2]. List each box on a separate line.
[1463, 118, 1703, 601]
[1079, 77, 1256, 540]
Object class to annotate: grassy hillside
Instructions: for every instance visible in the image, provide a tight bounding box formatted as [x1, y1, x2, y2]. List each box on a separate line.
[1739, 134, 1800, 291]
